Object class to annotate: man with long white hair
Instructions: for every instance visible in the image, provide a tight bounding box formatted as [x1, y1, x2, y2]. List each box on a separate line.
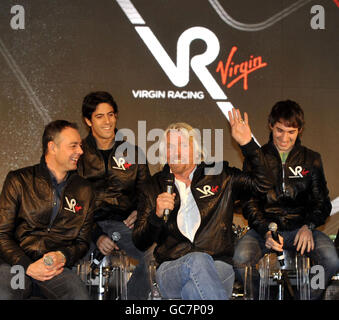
[133, 109, 271, 300]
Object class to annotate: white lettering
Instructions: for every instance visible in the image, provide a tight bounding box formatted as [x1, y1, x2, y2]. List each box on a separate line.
[11, 265, 25, 289]
[10, 5, 25, 30]
[310, 5, 325, 30]
[135, 26, 227, 100]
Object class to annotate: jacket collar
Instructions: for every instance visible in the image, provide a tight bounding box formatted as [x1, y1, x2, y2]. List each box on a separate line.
[160, 162, 205, 184]
[39, 156, 74, 184]
[38, 156, 53, 181]
[85, 130, 119, 152]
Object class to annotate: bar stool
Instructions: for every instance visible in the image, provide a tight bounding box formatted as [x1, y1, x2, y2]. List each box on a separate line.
[148, 259, 162, 300]
[76, 250, 131, 300]
[324, 273, 339, 300]
[258, 250, 310, 300]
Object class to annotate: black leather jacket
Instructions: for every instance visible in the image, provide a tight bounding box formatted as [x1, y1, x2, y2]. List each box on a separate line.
[242, 136, 332, 237]
[77, 133, 151, 240]
[0, 158, 94, 270]
[133, 139, 271, 265]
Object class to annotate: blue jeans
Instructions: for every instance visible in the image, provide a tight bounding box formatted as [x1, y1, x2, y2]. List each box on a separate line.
[96, 220, 151, 300]
[156, 252, 234, 300]
[0, 263, 89, 300]
[233, 229, 339, 300]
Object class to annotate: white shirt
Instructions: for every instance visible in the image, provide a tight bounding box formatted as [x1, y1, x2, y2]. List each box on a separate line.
[175, 167, 201, 243]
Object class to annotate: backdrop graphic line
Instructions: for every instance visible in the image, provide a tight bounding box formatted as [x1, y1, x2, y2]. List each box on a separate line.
[0, 38, 51, 124]
[208, 0, 313, 31]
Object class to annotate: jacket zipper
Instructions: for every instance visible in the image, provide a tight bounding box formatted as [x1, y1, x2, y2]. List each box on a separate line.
[282, 163, 286, 195]
[47, 190, 56, 232]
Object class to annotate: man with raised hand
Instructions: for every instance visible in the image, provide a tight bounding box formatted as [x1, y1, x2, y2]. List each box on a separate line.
[133, 109, 271, 300]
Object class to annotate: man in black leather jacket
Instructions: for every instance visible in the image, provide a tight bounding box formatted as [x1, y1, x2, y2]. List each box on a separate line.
[233, 100, 339, 299]
[133, 109, 271, 300]
[77, 91, 151, 299]
[0, 120, 94, 299]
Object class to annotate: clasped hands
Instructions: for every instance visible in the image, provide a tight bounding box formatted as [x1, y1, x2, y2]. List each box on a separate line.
[26, 251, 65, 281]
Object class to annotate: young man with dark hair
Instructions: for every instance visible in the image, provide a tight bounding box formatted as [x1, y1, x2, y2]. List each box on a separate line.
[0, 120, 94, 299]
[77, 91, 151, 300]
[233, 100, 339, 300]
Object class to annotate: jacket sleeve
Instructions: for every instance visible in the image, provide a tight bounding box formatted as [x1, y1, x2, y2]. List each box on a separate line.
[0, 172, 33, 270]
[303, 154, 331, 228]
[132, 184, 164, 252]
[242, 196, 270, 237]
[91, 221, 107, 245]
[237, 155, 272, 237]
[56, 186, 95, 267]
[135, 146, 151, 203]
[231, 139, 272, 197]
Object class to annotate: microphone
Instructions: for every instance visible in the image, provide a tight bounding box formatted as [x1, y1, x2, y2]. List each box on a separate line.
[268, 222, 285, 266]
[90, 231, 121, 270]
[163, 173, 174, 222]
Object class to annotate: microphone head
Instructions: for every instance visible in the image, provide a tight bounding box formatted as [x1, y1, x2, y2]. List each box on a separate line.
[268, 222, 278, 232]
[165, 173, 174, 185]
[112, 231, 121, 242]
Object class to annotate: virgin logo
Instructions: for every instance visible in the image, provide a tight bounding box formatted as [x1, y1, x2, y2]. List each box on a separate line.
[216, 46, 268, 91]
[64, 196, 82, 214]
[196, 185, 219, 198]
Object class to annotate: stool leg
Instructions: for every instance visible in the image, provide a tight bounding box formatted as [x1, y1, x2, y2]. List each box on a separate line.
[296, 254, 310, 300]
[277, 271, 283, 300]
[259, 254, 271, 300]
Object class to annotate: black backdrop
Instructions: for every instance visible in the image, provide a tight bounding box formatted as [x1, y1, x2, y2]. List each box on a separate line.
[0, 0, 338, 231]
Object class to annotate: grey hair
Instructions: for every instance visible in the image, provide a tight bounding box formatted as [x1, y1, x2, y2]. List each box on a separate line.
[159, 122, 206, 167]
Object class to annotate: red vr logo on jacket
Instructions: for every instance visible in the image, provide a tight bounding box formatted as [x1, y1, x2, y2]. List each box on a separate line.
[112, 156, 132, 170]
[64, 196, 83, 214]
[196, 185, 219, 198]
[288, 166, 309, 178]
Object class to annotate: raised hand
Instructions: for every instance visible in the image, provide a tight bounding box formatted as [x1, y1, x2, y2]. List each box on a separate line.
[228, 108, 252, 146]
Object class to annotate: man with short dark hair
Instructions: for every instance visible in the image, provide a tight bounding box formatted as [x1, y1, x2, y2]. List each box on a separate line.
[77, 91, 151, 300]
[0, 120, 94, 299]
[233, 100, 339, 300]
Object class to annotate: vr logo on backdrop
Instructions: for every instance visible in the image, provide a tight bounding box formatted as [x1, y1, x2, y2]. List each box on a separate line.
[116, 0, 235, 121]
[116, 0, 263, 150]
